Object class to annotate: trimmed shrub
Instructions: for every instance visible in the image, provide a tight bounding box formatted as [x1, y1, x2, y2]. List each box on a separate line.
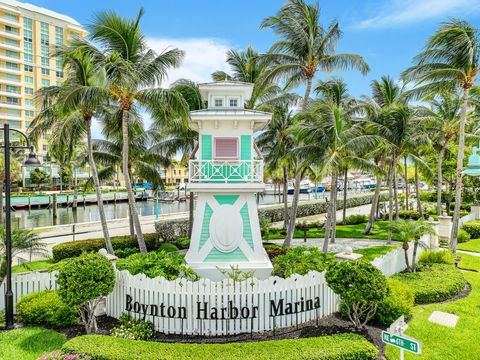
[52, 234, 160, 262]
[62, 333, 378, 360]
[393, 264, 466, 304]
[263, 243, 288, 260]
[375, 278, 415, 326]
[16, 290, 77, 327]
[57, 252, 115, 334]
[272, 246, 334, 278]
[462, 220, 480, 239]
[326, 261, 388, 328]
[458, 229, 471, 243]
[419, 250, 455, 266]
[174, 237, 190, 249]
[116, 250, 199, 281]
[344, 214, 368, 225]
[111, 313, 154, 341]
[157, 243, 179, 252]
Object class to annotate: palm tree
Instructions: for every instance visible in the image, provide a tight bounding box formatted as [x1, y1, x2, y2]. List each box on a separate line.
[390, 219, 435, 272]
[86, 8, 189, 252]
[30, 48, 115, 255]
[260, 0, 369, 110]
[418, 92, 477, 215]
[256, 105, 296, 230]
[402, 19, 480, 254]
[294, 78, 378, 252]
[0, 226, 47, 286]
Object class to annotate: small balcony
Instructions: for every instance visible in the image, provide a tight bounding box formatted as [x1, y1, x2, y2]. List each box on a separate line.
[189, 160, 263, 184]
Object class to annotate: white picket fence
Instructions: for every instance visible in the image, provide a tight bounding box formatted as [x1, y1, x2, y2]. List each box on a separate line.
[371, 239, 428, 277]
[0, 271, 58, 312]
[106, 270, 338, 336]
[1, 240, 429, 335]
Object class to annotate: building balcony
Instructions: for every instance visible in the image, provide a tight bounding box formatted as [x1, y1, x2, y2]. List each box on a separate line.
[0, 65, 21, 75]
[0, 77, 21, 85]
[188, 160, 264, 184]
[0, 113, 22, 121]
[0, 101, 21, 109]
[0, 29, 20, 40]
[0, 54, 21, 63]
[0, 42, 21, 51]
[0, 16, 20, 27]
[0, 89, 21, 97]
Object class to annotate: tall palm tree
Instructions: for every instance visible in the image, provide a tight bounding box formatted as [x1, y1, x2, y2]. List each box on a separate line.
[30, 48, 115, 255]
[86, 8, 189, 252]
[403, 19, 480, 254]
[256, 105, 296, 230]
[260, 0, 369, 110]
[295, 78, 378, 252]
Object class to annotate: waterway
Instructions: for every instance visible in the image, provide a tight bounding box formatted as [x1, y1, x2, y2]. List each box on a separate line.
[11, 192, 331, 229]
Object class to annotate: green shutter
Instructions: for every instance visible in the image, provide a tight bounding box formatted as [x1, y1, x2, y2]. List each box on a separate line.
[201, 134, 212, 160]
[240, 135, 251, 160]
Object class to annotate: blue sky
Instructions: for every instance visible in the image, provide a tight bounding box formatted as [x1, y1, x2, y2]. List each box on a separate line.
[29, 0, 480, 98]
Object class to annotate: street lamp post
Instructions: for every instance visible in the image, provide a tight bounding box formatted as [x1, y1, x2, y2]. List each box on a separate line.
[2, 123, 41, 328]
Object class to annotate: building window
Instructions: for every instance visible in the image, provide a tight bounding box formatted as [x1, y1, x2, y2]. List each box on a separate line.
[6, 97, 18, 104]
[40, 22, 49, 45]
[3, 13, 17, 21]
[41, 68, 50, 75]
[5, 50, 19, 58]
[7, 120, 20, 128]
[56, 81, 62, 87]
[25, 87, 34, 95]
[24, 65, 33, 72]
[42, 79, 51, 87]
[4, 38, 17, 46]
[25, 121, 31, 127]
[6, 85, 19, 93]
[6, 74, 19, 81]
[25, 110, 34, 118]
[24, 53, 33, 63]
[7, 109, 20, 116]
[214, 98, 223, 107]
[5, 25, 17, 34]
[214, 137, 238, 159]
[6, 62, 18, 70]
[55, 71, 64, 78]
[25, 98, 33, 106]
[24, 76, 33, 84]
[229, 98, 238, 107]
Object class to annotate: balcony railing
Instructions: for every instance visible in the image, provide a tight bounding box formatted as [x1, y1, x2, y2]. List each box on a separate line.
[189, 160, 263, 183]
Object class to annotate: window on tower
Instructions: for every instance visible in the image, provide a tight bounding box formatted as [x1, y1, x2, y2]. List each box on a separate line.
[214, 137, 238, 160]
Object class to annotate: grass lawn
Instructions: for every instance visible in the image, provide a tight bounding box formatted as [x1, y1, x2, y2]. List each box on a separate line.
[12, 259, 54, 273]
[458, 239, 480, 253]
[458, 252, 480, 272]
[264, 221, 398, 241]
[353, 245, 398, 261]
[386, 255, 480, 359]
[0, 327, 66, 360]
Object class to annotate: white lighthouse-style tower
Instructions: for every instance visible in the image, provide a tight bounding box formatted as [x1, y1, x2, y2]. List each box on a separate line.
[185, 81, 273, 281]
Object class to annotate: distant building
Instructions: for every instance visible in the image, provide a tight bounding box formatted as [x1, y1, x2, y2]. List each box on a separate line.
[161, 163, 189, 185]
[0, 0, 87, 160]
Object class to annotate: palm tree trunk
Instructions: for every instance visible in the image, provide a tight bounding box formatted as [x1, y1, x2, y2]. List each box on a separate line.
[86, 118, 114, 255]
[284, 173, 301, 247]
[387, 159, 395, 244]
[404, 157, 409, 210]
[282, 166, 289, 230]
[122, 109, 147, 253]
[188, 191, 194, 237]
[342, 167, 348, 224]
[363, 158, 384, 235]
[330, 171, 338, 244]
[393, 156, 399, 220]
[403, 245, 411, 272]
[415, 163, 423, 218]
[451, 89, 469, 254]
[303, 77, 313, 109]
[412, 240, 419, 272]
[128, 206, 135, 239]
[323, 170, 337, 252]
[436, 143, 446, 215]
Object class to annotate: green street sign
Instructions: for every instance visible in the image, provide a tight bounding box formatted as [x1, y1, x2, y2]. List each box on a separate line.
[382, 331, 422, 355]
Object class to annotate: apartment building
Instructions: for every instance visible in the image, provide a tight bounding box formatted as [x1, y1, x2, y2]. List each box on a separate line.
[161, 163, 189, 185]
[0, 0, 86, 160]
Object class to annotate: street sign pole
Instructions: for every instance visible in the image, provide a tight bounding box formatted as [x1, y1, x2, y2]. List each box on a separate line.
[382, 315, 422, 357]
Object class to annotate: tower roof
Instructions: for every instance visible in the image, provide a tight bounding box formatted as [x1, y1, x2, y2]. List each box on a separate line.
[198, 81, 254, 101]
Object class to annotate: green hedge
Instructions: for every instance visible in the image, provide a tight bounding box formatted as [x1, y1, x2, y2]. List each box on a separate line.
[155, 193, 387, 241]
[375, 278, 415, 326]
[62, 333, 378, 360]
[462, 220, 480, 239]
[52, 234, 160, 262]
[16, 290, 77, 327]
[393, 264, 466, 304]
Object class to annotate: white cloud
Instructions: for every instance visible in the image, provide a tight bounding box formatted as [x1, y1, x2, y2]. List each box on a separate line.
[146, 37, 232, 85]
[356, 0, 480, 29]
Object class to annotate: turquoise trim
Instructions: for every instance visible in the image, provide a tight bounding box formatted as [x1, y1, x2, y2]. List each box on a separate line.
[201, 134, 212, 160]
[240, 203, 254, 251]
[199, 203, 213, 251]
[205, 247, 248, 262]
[214, 195, 239, 205]
[240, 135, 251, 160]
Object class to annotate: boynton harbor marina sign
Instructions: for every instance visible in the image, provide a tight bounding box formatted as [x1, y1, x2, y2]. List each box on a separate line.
[125, 294, 323, 320]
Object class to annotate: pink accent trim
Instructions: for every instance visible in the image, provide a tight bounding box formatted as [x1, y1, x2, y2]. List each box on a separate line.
[213, 137, 238, 160]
